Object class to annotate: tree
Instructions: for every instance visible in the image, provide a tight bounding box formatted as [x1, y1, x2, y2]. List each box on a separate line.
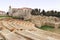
[34, 8, 39, 15]
[31, 9, 35, 15]
[46, 11, 50, 16]
[46, 10, 54, 16]
[35, 8, 39, 12]
[57, 12, 60, 17]
[41, 9, 46, 15]
[38, 9, 41, 15]
[54, 11, 57, 16]
[50, 10, 54, 16]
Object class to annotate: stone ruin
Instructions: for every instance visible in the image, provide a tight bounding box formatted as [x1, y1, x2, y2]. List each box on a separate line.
[0, 18, 60, 40]
[8, 6, 32, 20]
[31, 16, 60, 29]
[7, 6, 60, 29]
[0, 11, 6, 16]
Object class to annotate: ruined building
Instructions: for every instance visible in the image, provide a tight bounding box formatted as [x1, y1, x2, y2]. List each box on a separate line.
[8, 6, 32, 20]
[0, 11, 6, 16]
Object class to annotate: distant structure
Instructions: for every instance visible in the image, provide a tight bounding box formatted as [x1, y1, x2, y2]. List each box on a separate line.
[0, 11, 6, 16]
[8, 6, 32, 20]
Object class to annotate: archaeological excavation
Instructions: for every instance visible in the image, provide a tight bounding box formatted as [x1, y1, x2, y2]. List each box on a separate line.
[0, 18, 60, 40]
[0, 6, 60, 40]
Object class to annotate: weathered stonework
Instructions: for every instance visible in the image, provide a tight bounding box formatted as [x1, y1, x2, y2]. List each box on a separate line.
[8, 6, 60, 29]
[0, 18, 60, 40]
[0, 11, 6, 16]
[8, 6, 32, 20]
[31, 16, 60, 29]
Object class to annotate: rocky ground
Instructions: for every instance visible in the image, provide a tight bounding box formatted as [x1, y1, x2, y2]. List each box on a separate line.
[0, 17, 60, 40]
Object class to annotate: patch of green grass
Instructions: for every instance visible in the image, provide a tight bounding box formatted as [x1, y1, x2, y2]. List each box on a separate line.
[25, 19, 31, 22]
[39, 25, 54, 31]
[0, 16, 12, 18]
[12, 16, 19, 19]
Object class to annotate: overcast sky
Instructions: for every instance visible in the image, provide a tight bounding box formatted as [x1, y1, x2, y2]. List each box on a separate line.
[0, 0, 60, 12]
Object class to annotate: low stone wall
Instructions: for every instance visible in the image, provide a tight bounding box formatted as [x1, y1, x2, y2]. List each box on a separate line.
[31, 16, 60, 29]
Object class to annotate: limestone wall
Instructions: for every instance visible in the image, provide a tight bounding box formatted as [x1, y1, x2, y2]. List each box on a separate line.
[8, 6, 32, 20]
[0, 11, 6, 16]
[31, 16, 60, 29]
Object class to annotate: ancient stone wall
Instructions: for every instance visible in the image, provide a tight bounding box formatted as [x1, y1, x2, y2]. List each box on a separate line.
[31, 16, 60, 29]
[0, 11, 6, 16]
[8, 6, 32, 20]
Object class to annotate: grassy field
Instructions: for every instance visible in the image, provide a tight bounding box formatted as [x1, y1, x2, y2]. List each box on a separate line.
[39, 25, 60, 34]
[0, 16, 11, 18]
